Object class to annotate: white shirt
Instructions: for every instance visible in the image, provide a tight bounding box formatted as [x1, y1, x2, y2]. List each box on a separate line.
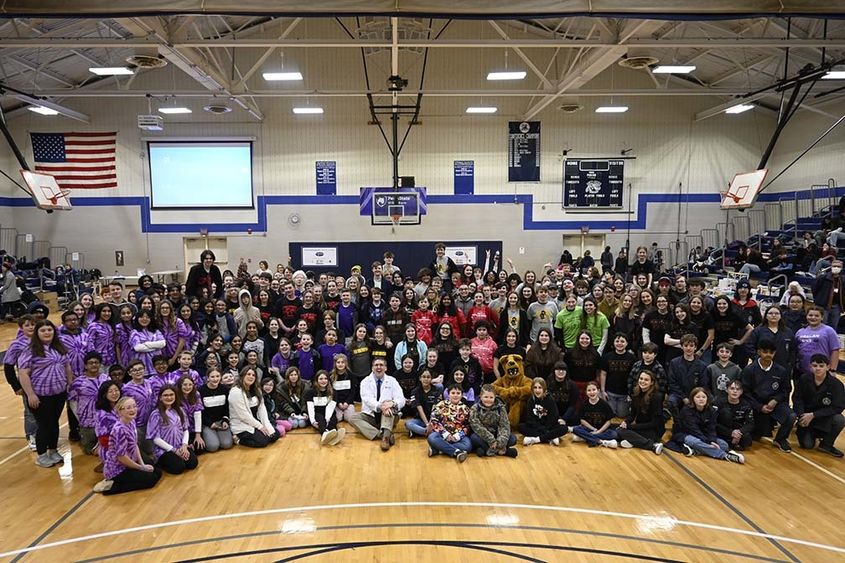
[359, 373, 407, 416]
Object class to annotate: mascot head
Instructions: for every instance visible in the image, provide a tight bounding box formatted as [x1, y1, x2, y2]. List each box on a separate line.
[501, 354, 525, 380]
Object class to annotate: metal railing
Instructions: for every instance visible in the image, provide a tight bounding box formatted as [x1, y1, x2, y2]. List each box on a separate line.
[716, 221, 736, 245]
[0, 227, 17, 255]
[49, 246, 68, 269]
[701, 228, 720, 250]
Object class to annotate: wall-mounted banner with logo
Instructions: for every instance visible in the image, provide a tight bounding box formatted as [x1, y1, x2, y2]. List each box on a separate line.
[508, 121, 540, 182]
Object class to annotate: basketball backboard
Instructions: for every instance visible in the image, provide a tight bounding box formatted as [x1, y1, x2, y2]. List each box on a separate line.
[721, 169, 767, 210]
[361, 187, 425, 226]
[20, 170, 72, 211]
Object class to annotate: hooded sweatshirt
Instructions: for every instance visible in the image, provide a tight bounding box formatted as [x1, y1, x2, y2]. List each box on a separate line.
[234, 288, 264, 338]
[469, 397, 511, 446]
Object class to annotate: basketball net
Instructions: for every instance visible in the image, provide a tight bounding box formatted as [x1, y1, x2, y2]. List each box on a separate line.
[391, 213, 401, 234]
[50, 189, 72, 206]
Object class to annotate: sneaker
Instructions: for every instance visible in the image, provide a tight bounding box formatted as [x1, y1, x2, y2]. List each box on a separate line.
[504, 447, 518, 458]
[682, 444, 695, 457]
[321, 429, 338, 445]
[35, 453, 55, 468]
[774, 439, 792, 453]
[380, 433, 391, 451]
[725, 450, 745, 464]
[93, 479, 113, 493]
[329, 428, 346, 446]
[551, 438, 560, 446]
[455, 450, 468, 463]
[388, 431, 396, 446]
[653, 443, 664, 456]
[619, 440, 634, 449]
[522, 436, 540, 446]
[408, 428, 414, 439]
[48, 450, 64, 464]
[27, 435, 36, 451]
[600, 439, 618, 449]
[818, 444, 845, 458]
[571, 434, 585, 443]
[428, 445, 436, 457]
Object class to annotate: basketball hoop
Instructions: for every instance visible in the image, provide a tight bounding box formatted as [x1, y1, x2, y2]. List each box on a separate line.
[720, 191, 742, 204]
[390, 213, 402, 234]
[49, 189, 72, 206]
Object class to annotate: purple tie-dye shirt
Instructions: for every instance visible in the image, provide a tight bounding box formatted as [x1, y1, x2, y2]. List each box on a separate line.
[146, 407, 187, 459]
[17, 348, 70, 396]
[87, 321, 117, 366]
[121, 379, 155, 426]
[58, 326, 92, 379]
[103, 419, 138, 480]
[68, 373, 108, 427]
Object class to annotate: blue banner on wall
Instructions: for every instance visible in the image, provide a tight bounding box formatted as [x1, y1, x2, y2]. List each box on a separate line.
[454, 160, 474, 194]
[508, 121, 540, 182]
[315, 160, 337, 195]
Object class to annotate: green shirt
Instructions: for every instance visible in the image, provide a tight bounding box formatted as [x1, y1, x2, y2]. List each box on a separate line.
[554, 307, 582, 349]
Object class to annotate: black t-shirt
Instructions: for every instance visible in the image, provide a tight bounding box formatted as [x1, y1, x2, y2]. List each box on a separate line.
[630, 260, 655, 278]
[712, 313, 746, 345]
[494, 344, 526, 361]
[410, 384, 443, 419]
[566, 349, 600, 382]
[643, 310, 673, 347]
[274, 295, 302, 328]
[578, 398, 615, 428]
[600, 350, 637, 395]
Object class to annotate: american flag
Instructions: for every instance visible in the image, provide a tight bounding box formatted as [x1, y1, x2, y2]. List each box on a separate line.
[30, 132, 117, 189]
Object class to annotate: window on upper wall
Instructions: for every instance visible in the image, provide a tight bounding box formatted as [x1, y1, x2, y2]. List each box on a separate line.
[147, 140, 254, 209]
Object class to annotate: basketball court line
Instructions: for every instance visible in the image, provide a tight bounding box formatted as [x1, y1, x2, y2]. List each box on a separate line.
[177, 539, 686, 563]
[0, 422, 66, 467]
[76, 521, 787, 562]
[10, 491, 95, 563]
[760, 437, 845, 486]
[664, 452, 799, 562]
[2, 501, 844, 559]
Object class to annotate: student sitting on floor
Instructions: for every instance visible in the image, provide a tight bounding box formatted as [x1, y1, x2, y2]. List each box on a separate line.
[406, 368, 442, 438]
[546, 361, 579, 427]
[468, 384, 518, 458]
[673, 387, 744, 464]
[426, 383, 472, 463]
[794, 354, 845, 457]
[519, 377, 568, 446]
[616, 370, 664, 455]
[571, 381, 618, 449]
[715, 379, 755, 451]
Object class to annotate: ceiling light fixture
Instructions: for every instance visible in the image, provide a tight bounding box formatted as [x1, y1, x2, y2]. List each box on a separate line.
[486, 71, 527, 81]
[652, 65, 696, 74]
[158, 106, 192, 114]
[89, 66, 135, 76]
[28, 106, 59, 116]
[595, 106, 629, 113]
[466, 106, 497, 114]
[292, 107, 324, 114]
[263, 71, 304, 81]
[822, 70, 845, 80]
[725, 104, 754, 114]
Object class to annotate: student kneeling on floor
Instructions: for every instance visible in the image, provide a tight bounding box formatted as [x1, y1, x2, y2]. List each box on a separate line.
[794, 354, 845, 457]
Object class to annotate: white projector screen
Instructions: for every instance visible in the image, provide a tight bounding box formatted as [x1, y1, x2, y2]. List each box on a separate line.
[148, 141, 254, 208]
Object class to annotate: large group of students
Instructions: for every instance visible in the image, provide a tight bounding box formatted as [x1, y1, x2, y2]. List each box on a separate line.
[3, 242, 845, 496]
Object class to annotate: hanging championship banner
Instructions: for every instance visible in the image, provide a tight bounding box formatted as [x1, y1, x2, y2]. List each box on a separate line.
[508, 121, 540, 182]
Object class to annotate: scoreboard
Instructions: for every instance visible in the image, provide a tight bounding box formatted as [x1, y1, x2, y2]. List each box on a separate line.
[563, 158, 625, 208]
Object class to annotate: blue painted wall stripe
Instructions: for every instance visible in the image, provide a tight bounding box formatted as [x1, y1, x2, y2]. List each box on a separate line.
[1, 187, 841, 234]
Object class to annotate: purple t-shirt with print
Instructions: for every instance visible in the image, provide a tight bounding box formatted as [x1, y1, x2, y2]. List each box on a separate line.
[17, 348, 70, 396]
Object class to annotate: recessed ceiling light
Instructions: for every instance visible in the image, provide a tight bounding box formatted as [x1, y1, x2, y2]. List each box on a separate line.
[89, 66, 135, 76]
[466, 106, 497, 114]
[292, 107, 324, 114]
[263, 72, 303, 81]
[486, 71, 527, 81]
[725, 104, 754, 114]
[158, 107, 192, 114]
[652, 65, 696, 74]
[822, 70, 845, 80]
[595, 106, 628, 113]
[28, 106, 59, 116]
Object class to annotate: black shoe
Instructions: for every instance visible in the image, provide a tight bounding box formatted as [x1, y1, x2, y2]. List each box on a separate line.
[818, 444, 845, 458]
[682, 444, 695, 457]
[68, 431, 81, 442]
[774, 439, 792, 453]
[475, 448, 486, 457]
[504, 447, 518, 458]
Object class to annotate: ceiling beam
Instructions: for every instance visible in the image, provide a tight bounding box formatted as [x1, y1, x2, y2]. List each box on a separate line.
[8, 92, 90, 122]
[488, 21, 552, 89]
[2, 88, 748, 98]
[234, 18, 302, 90]
[3, 37, 845, 49]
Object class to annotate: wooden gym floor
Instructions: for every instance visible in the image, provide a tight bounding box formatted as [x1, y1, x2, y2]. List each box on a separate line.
[2, 319, 845, 562]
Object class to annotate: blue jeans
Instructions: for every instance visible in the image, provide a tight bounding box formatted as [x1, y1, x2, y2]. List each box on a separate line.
[738, 263, 761, 275]
[606, 392, 629, 418]
[405, 418, 428, 436]
[427, 432, 471, 457]
[684, 435, 729, 459]
[23, 395, 38, 438]
[470, 432, 516, 454]
[572, 425, 617, 446]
